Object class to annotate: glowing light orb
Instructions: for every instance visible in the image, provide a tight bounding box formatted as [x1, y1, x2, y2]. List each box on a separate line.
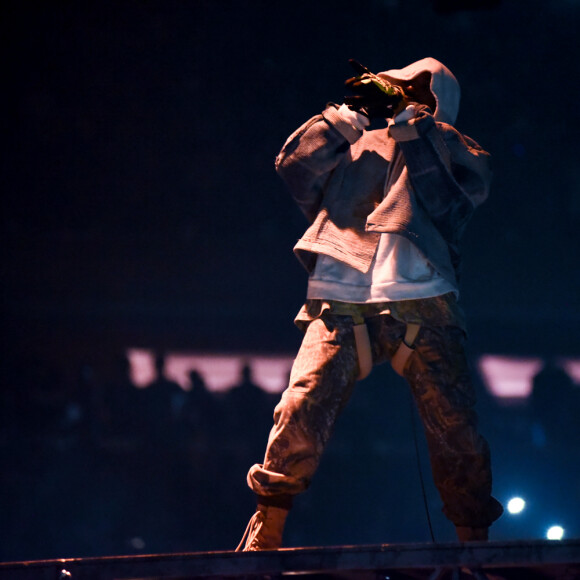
[507, 497, 526, 514]
[546, 526, 564, 540]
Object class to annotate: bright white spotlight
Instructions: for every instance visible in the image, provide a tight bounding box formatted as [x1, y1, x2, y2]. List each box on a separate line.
[546, 526, 565, 540]
[507, 497, 526, 514]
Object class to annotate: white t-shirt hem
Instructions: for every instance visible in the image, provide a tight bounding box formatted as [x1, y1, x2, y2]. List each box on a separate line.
[307, 276, 457, 303]
[306, 233, 458, 304]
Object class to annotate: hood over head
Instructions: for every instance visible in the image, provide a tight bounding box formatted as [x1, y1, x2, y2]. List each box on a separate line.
[377, 57, 460, 125]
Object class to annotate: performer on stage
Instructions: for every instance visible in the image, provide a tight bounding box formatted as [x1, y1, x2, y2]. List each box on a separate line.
[237, 57, 503, 551]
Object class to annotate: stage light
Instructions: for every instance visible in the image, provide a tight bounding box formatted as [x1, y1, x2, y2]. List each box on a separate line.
[477, 355, 543, 399]
[129, 537, 146, 550]
[126, 348, 294, 392]
[507, 497, 526, 514]
[546, 526, 564, 540]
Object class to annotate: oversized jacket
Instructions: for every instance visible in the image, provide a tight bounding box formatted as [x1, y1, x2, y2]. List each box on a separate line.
[275, 58, 492, 288]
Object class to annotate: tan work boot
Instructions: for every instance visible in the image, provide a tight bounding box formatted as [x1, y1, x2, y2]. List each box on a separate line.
[236, 505, 289, 551]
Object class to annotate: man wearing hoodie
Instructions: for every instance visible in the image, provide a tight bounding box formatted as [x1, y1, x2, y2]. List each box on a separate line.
[237, 57, 503, 551]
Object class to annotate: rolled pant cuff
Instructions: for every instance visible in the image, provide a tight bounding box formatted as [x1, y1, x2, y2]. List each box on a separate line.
[447, 496, 504, 529]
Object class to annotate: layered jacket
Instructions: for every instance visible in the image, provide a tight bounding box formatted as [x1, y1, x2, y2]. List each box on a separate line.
[275, 58, 492, 287]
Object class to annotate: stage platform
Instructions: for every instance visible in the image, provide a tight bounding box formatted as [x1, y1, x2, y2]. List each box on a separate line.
[1, 540, 579, 580]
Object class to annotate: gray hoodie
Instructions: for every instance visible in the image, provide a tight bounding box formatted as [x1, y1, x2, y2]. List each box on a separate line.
[378, 57, 461, 125]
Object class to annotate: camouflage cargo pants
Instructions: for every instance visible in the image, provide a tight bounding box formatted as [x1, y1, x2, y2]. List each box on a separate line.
[247, 302, 503, 528]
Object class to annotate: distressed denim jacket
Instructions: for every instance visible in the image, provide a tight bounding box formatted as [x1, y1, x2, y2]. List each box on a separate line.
[275, 103, 492, 288]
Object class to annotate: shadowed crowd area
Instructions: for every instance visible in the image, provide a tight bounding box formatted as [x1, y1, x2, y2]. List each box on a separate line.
[1, 351, 579, 560]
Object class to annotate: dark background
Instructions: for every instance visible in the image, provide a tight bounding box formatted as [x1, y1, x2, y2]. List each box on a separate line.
[1, 0, 579, 562]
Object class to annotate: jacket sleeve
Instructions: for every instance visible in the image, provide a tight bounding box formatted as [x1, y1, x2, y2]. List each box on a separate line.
[388, 105, 492, 248]
[275, 104, 364, 223]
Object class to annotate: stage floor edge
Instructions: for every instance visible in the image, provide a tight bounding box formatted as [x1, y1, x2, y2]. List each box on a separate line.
[1, 539, 579, 580]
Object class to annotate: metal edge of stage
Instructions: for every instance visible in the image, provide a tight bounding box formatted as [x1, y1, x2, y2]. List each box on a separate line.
[1, 539, 580, 580]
